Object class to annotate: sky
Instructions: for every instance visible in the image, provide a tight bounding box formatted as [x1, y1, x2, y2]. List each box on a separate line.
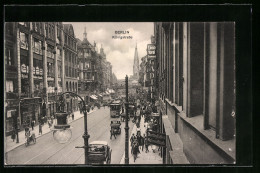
[64, 22, 154, 79]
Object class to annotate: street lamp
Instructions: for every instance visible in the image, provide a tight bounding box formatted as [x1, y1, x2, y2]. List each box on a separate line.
[124, 75, 129, 164]
[52, 91, 90, 164]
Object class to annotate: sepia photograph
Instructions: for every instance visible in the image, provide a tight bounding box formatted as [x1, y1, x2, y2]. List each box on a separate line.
[4, 21, 237, 165]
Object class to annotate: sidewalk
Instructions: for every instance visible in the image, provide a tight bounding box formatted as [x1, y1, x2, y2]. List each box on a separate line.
[5, 107, 98, 153]
[120, 115, 163, 164]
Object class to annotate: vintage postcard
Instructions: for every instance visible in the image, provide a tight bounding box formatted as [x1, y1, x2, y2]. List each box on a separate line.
[4, 21, 237, 165]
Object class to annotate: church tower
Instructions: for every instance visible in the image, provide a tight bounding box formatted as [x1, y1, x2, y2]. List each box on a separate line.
[133, 43, 139, 79]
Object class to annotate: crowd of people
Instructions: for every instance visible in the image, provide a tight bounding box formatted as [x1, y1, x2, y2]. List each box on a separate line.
[129, 100, 160, 162]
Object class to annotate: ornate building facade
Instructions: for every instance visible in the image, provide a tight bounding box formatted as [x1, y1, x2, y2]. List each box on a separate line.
[4, 22, 78, 135]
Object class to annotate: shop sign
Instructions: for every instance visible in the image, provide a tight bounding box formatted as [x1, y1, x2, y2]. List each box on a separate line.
[147, 44, 156, 55]
[7, 110, 16, 118]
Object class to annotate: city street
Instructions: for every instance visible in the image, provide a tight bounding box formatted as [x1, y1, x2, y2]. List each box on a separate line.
[5, 107, 134, 165]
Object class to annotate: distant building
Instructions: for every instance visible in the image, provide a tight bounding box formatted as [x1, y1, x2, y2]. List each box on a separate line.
[77, 27, 99, 102]
[132, 43, 139, 80]
[63, 24, 78, 113]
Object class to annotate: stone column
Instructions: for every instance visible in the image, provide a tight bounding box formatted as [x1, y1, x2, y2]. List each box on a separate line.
[28, 23, 34, 97]
[42, 23, 49, 117]
[16, 24, 22, 126]
[54, 23, 58, 90]
[61, 28, 65, 93]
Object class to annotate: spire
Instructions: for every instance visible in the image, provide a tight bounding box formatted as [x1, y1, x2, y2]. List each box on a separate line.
[133, 42, 139, 79]
[100, 44, 104, 53]
[83, 27, 87, 38]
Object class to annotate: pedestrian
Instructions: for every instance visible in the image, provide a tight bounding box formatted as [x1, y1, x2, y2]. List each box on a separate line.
[11, 128, 16, 142]
[141, 134, 145, 151]
[130, 133, 136, 154]
[132, 142, 138, 162]
[72, 112, 74, 120]
[137, 134, 144, 151]
[31, 119, 35, 131]
[24, 126, 29, 137]
[39, 121, 42, 135]
[51, 115, 54, 123]
[47, 118, 52, 128]
[110, 128, 117, 139]
[144, 136, 149, 153]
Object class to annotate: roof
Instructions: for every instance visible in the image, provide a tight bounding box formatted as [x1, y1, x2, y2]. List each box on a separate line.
[89, 141, 108, 145]
[63, 24, 75, 37]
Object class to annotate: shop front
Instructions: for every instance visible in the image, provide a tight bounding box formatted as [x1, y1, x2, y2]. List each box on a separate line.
[5, 99, 20, 136]
[20, 97, 41, 128]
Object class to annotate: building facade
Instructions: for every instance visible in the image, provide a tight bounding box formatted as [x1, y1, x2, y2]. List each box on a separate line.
[63, 24, 78, 113]
[77, 28, 98, 102]
[4, 22, 78, 135]
[154, 22, 236, 164]
[77, 28, 115, 103]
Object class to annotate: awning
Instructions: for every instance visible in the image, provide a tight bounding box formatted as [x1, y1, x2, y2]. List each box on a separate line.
[90, 95, 97, 100]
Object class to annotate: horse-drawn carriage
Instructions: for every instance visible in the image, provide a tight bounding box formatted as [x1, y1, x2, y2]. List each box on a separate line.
[88, 141, 112, 164]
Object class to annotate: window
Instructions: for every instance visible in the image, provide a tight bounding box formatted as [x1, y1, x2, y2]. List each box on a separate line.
[6, 81, 14, 92]
[58, 61, 62, 78]
[57, 49, 61, 58]
[5, 48, 13, 65]
[47, 62, 54, 77]
[65, 35, 67, 44]
[33, 59, 43, 76]
[20, 32, 28, 50]
[45, 23, 48, 37]
[33, 38, 42, 54]
[20, 55, 29, 74]
[65, 66, 68, 76]
[5, 23, 13, 35]
[48, 26, 51, 38]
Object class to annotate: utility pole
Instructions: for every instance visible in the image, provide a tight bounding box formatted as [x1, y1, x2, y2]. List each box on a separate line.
[124, 75, 129, 164]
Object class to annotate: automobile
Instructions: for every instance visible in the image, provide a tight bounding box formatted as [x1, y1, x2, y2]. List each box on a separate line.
[88, 141, 112, 164]
[110, 120, 121, 136]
